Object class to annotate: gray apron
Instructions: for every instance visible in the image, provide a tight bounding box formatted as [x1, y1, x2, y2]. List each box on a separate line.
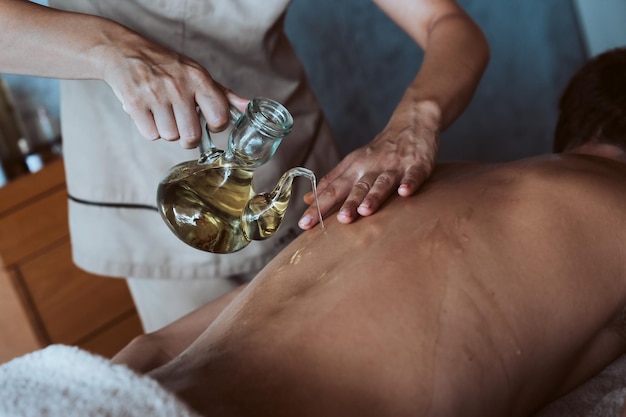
[49, 0, 341, 279]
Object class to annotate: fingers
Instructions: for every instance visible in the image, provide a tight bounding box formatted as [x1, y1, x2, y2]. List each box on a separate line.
[298, 179, 345, 230]
[398, 165, 430, 197]
[298, 170, 397, 229]
[110, 52, 247, 148]
[127, 99, 205, 148]
[351, 171, 398, 218]
[196, 84, 231, 132]
[298, 163, 433, 230]
[126, 86, 248, 149]
[330, 170, 400, 224]
[151, 86, 249, 149]
[173, 100, 202, 149]
[223, 88, 250, 113]
[125, 106, 159, 141]
[151, 104, 180, 141]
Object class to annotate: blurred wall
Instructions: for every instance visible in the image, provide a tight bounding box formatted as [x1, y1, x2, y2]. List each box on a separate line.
[573, 0, 626, 57]
[285, 0, 588, 162]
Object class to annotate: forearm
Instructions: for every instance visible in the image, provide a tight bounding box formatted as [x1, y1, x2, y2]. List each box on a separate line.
[112, 284, 248, 373]
[0, 0, 144, 81]
[400, 10, 489, 131]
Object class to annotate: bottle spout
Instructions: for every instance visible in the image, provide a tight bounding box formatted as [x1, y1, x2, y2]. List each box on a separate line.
[242, 167, 323, 241]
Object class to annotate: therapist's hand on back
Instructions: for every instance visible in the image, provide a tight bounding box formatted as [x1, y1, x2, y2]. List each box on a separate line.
[298, 101, 440, 229]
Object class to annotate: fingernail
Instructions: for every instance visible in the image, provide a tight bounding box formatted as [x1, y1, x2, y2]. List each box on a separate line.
[299, 215, 312, 228]
[398, 184, 411, 196]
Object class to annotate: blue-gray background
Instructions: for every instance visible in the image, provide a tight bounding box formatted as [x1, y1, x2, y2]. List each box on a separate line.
[285, 0, 586, 161]
[0, 0, 595, 184]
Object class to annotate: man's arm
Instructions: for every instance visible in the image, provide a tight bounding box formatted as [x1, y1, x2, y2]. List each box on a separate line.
[0, 0, 246, 146]
[112, 284, 247, 373]
[299, 0, 489, 227]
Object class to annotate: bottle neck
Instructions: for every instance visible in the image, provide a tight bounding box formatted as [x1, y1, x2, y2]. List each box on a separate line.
[227, 97, 293, 168]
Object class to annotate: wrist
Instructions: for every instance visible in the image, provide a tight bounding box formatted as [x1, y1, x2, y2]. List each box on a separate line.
[390, 98, 443, 136]
[88, 18, 152, 83]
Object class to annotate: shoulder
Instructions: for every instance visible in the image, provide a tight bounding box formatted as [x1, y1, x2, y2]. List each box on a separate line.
[429, 154, 626, 240]
[447, 153, 626, 200]
[515, 154, 626, 203]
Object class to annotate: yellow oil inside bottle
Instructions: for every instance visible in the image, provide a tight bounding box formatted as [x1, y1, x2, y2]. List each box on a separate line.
[158, 160, 256, 253]
[158, 159, 324, 254]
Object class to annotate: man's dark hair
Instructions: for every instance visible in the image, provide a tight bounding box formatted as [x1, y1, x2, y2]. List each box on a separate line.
[553, 47, 626, 153]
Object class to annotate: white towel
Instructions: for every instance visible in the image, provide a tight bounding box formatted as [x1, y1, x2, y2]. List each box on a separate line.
[0, 344, 202, 417]
[534, 354, 626, 417]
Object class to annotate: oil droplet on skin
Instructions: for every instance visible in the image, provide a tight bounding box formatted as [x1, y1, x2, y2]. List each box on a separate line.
[290, 249, 303, 265]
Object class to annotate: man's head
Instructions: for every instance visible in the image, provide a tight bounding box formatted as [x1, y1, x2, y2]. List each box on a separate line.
[553, 47, 626, 153]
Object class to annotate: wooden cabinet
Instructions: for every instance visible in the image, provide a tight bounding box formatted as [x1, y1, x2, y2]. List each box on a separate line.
[0, 158, 142, 364]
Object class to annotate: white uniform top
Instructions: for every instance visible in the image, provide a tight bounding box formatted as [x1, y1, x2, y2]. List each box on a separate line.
[49, 0, 341, 280]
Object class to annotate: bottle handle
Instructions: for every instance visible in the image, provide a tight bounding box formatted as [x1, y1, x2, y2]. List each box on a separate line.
[198, 105, 244, 160]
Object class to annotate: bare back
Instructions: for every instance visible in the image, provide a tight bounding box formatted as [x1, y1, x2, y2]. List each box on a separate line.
[150, 153, 626, 417]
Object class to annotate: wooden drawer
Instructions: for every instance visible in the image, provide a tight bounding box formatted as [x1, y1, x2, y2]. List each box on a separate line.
[0, 158, 65, 216]
[80, 312, 143, 358]
[0, 188, 68, 266]
[0, 158, 142, 363]
[19, 240, 137, 345]
[0, 265, 42, 363]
